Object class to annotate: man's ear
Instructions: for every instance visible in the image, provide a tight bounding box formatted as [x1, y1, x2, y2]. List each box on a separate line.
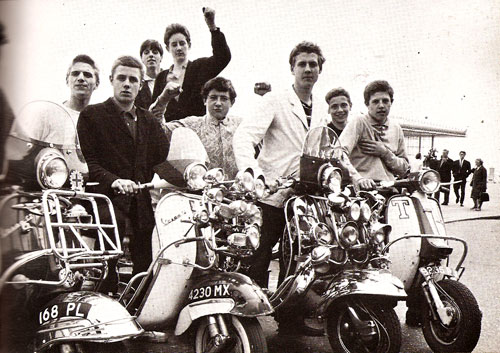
[109, 75, 113, 83]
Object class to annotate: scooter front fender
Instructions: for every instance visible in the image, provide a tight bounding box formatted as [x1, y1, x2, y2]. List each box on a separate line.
[318, 269, 406, 315]
[34, 291, 143, 352]
[175, 272, 273, 335]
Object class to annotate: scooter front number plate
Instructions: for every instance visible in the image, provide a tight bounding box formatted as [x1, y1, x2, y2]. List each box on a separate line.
[420, 266, 458, 280]
[188, 284, 231, 302]
[38, 302, 91, 325]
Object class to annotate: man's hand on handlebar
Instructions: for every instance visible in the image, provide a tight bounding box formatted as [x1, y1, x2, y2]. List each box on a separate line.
[111, 179, 139, 195]
[354, 177, 378, 191]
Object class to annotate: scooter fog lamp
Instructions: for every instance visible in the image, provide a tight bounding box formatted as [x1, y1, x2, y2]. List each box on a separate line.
[319, 165, 342, 193]
[229, 200, 248, 215]
[204, 168, 225, 183]
[370, 224, 392, 245]
[36, 149, 69, 189]
[254, 176, 267, 199]
[184, 163, 208, 190]
[311, 223, 333, 244]
[348, 202, 361, 221]
[311, 246, 331, 273]
[227, 233, 247, 248]
[243, 203, 263, 227]
[207, 188, 224, 203]
[245, 225, 260, 250]
[419, 170, 440, 194]
[340, 222, 359, 248]
[359, 202, 372, 222]
[235, 170, 255, 192]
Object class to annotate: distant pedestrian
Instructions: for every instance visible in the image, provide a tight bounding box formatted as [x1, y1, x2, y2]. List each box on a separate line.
[436, 149, 454, 205]
[410, 152, 423, 172]
[470, 158, 487, 211]
[452, 151, 472, 206]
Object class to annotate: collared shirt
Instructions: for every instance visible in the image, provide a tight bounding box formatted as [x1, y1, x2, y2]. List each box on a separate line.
[166, 64, 187, 102]
[339, 114, 409, 181]
[144, 73, 156, 94]
[112, 101, 137, 142]
[167, 113, 242, 179]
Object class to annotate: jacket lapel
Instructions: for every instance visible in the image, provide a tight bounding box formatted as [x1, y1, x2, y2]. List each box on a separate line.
[104, 98, 134, 141]
[287, 88, 309, 129]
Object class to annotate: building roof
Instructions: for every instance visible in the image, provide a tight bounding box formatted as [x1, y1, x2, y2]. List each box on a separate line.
[392, 116, 467, 137]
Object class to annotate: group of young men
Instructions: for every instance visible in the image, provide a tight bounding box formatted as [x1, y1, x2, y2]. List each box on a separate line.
[27, 8, 415, 335]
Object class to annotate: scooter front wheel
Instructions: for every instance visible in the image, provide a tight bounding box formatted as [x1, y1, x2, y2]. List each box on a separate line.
[194, 315, 267, 353]
[421, 279, 481, 353]
[326, 301, 401, 353]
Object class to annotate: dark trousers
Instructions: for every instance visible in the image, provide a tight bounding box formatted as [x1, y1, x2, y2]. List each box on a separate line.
[436, 184, 450, 204]
[247, 202, 286, 288]
[453, 179, 467, 205]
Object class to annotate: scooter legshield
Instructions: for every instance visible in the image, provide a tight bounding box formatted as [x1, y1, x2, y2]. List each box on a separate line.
[175, 272, 273, 335]
[34, 291, 143, 352]
[318, 269, 406, 316]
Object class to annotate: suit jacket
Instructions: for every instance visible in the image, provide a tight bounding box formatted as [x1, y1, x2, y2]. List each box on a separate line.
[452, 159, 471, 181]
[471, 165, 487, 197]
[151, 28, 231, 122]
[135, 80, 153, 110]
[77, 98, 170, 230]
[437, 158, 454, 182]
[233, 87, 329, 207]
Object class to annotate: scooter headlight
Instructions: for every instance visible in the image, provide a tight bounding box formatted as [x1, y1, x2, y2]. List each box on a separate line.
[348, 202, 361, 221]
[245, 225, 260, 250]
[184, 163, 208, 190]
[36, 149, 69, 189]
[339, 222, 359, 248]
[419, 170, 440, 194]
[243, 203, 263, 227]
[370, 223, 392, 245]
[206, 188, 224, 203]
[319, 165, 342, 193]
[359, 202, 372, 222]
[204, 168, 225, 183]
[311, 223, 333, 244]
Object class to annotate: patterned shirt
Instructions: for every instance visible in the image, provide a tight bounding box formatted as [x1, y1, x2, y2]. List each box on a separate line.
[167, 114, 242, 179]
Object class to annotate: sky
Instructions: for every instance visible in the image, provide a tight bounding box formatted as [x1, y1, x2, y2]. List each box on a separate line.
[1, 0, 500, 171]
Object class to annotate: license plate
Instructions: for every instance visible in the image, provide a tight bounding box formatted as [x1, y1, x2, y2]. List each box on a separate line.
[420, 266, 457, 279]
[38, 302, 91, 325]
[188, 284, 231, 302]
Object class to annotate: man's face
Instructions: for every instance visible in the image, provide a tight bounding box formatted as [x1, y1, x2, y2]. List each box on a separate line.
[205, 89, 232, 120]
[442, 150, 449, 158]
[168, 33, 189, 62]
[459, 152, 465, 159]
[110, 65, 141, 104]
[141, 48, 162, 72]
[67, 62, 97, 99]
[328, 96, 351, 125]
[291, 52, 320, 90]
[367, 91, 392, 123]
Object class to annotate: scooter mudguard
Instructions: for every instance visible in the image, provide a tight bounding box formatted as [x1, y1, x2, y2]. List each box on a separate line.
[386, 193, 448, 291]
[34, 291, 143, 352]
[174, 272, 273, 335]
[318, 269, 406, 316]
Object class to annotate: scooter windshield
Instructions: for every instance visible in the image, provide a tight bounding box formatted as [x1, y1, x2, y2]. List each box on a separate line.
[153, 127, 208, 186]
[3, 101, 88, 186]
[302, 126, 342, 160]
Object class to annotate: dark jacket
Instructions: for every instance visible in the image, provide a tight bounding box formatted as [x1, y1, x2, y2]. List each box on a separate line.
[77, 98, 170, 229]
[135, 80, 153, 110]
[151, 28, 231, 122]
[471, 165, 487, 198]
[452, 158, 472, 181]
[437, 158, 454, 182]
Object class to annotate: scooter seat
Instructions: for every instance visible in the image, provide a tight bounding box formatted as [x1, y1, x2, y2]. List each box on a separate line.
[426, 239, 453, 257]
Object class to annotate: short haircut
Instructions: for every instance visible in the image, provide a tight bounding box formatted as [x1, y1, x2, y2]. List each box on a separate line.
[140, 39, 163, 57]
[325, 87, 352, 106]
[66, 54, 100, 87]
[164, 23, 191, 49]
[111, 55, 144, 82]
[289, 41, 325, 71]
[201, 77, 237, 104]
[363, 80, 394, 106]
[459, 151, 466, 155]
[476, 158, 483, 165]
[416, 153, 421, 159]
[443, 149, 449, 153]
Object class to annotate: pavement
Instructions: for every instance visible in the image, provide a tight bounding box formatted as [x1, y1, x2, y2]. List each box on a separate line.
[441, 181, 500, 223]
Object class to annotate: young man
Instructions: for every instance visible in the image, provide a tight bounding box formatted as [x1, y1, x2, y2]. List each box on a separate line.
[436, 149, 454, 205]
[452, 151, 471, 206]
[135, 39, 163, 110]
[167, 77, 240, 179]
[325, 87, 352, 137]
[233, 41, 329, 336]
[63, 54, 100, 123]
[77, 56, 169, 283]
[339, 80, 409, 190]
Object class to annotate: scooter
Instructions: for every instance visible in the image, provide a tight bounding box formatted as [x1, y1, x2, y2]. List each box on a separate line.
[0, 101, 142, 353]
[268, 126, 406, 353]
[376, 170, 482, 352]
